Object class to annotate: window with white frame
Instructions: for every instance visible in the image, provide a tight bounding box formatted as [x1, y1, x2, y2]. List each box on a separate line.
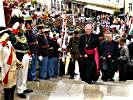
[129, 3, 132, 12]
[61, 1, 64, 11]
[51, 0, 56, 9]
[57, 0, 60, 10]
[116, 0, 119, 3]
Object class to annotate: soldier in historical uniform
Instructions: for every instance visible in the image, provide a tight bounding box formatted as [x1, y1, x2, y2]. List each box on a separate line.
[67, 30, 80, 79]
[9, 21, 33, 98]
[79, 24, 100, 84]
[8, 7, 33, 98]
[9, 7, 24, 27]
[0, 28, 22, 100]
[24, 18, 38, 81]
[52, 34, 60, 77]
[47, 31, 58, 79]
[37, 25, 49, 79]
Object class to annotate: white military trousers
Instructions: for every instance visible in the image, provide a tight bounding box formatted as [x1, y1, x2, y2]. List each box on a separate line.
[17, 53, 30, 93]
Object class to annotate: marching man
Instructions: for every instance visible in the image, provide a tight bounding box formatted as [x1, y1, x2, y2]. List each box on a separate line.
[9, 7, 33, 98]
[10, 22, 33, 98]
[0, 29, 21, 100]
[79, 24, 100, 84]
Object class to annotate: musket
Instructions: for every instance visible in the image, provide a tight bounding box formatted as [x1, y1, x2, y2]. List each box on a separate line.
[61, 14, 67, 63]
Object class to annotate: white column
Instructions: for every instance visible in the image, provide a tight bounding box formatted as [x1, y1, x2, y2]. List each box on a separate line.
[0, 1, 6, 27]
[71, 3, 74, 14]
[59, 0, 62, 11]
[43, 0, 51, 11]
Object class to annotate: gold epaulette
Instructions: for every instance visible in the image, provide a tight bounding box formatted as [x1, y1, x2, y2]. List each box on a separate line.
[24, 17, 32, 21]
[15, 35, 27, 44]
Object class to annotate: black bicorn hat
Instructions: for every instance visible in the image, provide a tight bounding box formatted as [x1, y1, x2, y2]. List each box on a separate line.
[25, 18, 32, 25]
[9, 8, 24, 26]
[0, 27, 11, 37]
[9, 16, 24, 25]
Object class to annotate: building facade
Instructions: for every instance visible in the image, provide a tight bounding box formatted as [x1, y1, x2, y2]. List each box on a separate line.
[77, 0, 124, 9]
[125, 0, 133, 16]
[51, 0, 64, 11]
[76, 0, 124, 16]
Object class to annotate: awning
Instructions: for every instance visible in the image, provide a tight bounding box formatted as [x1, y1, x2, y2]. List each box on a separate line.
[84, 4, 114, 14]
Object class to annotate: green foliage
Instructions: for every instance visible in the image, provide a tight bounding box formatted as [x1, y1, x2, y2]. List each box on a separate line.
[31, 0, 37, 5]
[114, 10, 121, 16]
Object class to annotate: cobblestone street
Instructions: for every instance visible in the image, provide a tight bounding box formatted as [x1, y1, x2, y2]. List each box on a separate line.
[1, 74, 133, 100]
[0, 0, 133, 100]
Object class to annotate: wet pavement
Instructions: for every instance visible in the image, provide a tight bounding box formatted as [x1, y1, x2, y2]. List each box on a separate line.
[1, 74, 133, 100]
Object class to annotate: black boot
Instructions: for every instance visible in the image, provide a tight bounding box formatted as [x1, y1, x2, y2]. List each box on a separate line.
[17, 93, 26, 98]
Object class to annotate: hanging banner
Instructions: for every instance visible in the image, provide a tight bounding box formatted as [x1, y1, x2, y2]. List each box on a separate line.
[0, 1, 6, 27]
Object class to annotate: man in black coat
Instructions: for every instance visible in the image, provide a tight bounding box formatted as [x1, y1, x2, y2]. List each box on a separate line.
[79, 24, 100, 84]
[100, 33, 119, 81]
[24, 19, 38, 81]
[67, 30, 80, 79]
[37, 26, 49, 79]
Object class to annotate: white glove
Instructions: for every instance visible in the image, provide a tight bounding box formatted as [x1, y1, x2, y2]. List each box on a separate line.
[84, 54, 88, 58]
[29, 56, 32, 62]
[38, 56, 43, 61]
[58, 48, 62, 51]
[62, 57, 65, 63]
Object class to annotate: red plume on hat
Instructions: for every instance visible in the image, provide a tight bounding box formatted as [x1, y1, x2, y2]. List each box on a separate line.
[11, 22, 20, 35]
